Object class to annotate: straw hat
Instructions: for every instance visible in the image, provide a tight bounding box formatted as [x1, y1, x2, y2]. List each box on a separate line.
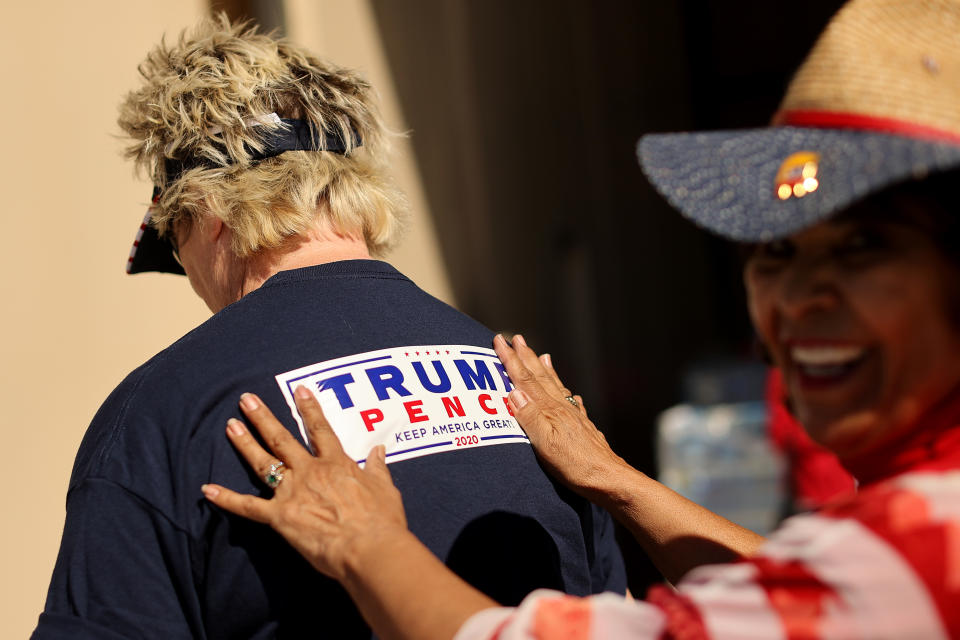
[638, 0, 960, 242]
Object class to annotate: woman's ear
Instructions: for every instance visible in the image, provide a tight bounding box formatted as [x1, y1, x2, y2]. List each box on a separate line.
[203, 215, 224, 242]
[197, 196, 226, 242]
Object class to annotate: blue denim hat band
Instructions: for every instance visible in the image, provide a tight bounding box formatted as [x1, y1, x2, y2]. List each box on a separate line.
[638, 126, 960, 242]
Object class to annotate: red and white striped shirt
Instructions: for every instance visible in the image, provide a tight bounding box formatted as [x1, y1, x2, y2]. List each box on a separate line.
[455, 468, 960, 640]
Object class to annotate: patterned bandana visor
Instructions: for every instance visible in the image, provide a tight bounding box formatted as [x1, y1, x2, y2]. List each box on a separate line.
[126, 114, 359, 275]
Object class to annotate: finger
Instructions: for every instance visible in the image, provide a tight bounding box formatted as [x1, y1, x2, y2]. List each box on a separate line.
[293, 386, 346, 460]
[512, 335, 572, 398]
[539, 353, 571, 397]
[364, 444, 393, 483]
[494, 335, 561, 409]
[201, 483, 273, 524]
[238, 393, 313, 467]
[225, 418, 290, 483]
[574, 394, 587, 417]
[510, 334, 549, 380]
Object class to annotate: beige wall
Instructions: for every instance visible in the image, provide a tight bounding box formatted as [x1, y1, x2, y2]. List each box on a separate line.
[284, 0, 452, 302]
[1, 2, 449, 636]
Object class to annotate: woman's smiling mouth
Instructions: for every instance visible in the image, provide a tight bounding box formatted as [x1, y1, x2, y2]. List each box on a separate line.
[788, 343, 869, 387]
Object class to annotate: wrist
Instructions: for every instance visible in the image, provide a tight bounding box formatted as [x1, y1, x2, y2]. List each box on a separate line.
[581, 458, 650, 513]
[340, 526, 423, 590]
[339, 526, 499, 640]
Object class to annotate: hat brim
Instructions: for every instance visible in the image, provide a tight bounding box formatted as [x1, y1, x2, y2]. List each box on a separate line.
[126, 210, 185, 275]
[638, 127, 960, 242]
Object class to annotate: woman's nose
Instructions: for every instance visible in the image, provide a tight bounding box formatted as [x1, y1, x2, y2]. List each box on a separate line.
[776, 257, 839, 319]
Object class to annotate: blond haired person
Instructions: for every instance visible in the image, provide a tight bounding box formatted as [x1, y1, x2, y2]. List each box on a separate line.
[32, 17, 626, 639]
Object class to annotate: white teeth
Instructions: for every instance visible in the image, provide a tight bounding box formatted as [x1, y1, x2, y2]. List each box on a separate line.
[791, 345, 865, 366]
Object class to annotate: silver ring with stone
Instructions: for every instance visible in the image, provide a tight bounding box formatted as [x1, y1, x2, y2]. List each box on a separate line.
[265, 461, 285, 489]
[564, 395, 579, 408]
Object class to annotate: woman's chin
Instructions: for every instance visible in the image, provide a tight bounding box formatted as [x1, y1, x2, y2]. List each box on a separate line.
[795, 408, 885, 458]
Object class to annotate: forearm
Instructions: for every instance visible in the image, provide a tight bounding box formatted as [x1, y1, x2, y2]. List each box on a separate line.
[586, 461, 765, 584]
[341, 531, 498, 640]
[493, 336, 765, 583]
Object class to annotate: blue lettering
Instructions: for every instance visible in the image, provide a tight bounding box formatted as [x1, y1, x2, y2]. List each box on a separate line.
[454, 359, 496, 391]
[492, 361, 513, 392]
[433, 421, 482, 435]
[412, 360, 452, 393]
[396, 428, 428, 442]
[366, 365, 413, 400]
[315, 373, 356, 409]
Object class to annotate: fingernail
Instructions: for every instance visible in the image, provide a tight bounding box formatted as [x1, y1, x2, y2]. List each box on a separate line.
[294, 385, 312, 400]
[201, 484, 220, 499]
[227, 418, 246, 437]
[494, 334, 505, 347]
[514, 334, 527, 347]
[510, 389, 529, 409]
[376, 444, 387, 462]
[541, 353, 552, 367]
[240, 393, 259, 411]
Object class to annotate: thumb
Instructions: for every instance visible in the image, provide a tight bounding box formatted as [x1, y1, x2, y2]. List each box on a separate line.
[508, 388, 550, 446]
[364, 444, 392, 482]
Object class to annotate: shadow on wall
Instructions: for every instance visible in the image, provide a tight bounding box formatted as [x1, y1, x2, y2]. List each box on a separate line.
[210, 0, 285, 33]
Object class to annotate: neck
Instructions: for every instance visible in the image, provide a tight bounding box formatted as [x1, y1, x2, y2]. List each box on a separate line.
[239, 224, 373, 298]
[842, 386, 960, 485]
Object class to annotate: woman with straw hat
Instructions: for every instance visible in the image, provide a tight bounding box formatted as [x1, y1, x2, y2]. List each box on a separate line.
[200, 0, 960, 638]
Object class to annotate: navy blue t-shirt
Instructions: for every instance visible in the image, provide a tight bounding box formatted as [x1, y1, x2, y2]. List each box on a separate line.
[34, 260, 626, 639]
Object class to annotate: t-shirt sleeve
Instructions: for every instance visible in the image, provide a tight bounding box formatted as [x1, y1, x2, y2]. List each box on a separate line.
[590, 505, 628, 594]
[32, 479, 200, 640]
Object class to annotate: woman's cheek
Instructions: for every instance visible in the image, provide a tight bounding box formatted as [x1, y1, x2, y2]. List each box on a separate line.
[744, 276, 776, 346]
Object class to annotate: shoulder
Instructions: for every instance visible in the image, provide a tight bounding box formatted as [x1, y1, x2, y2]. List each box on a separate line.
[819, 469, 960, 540]
[68, 315, 232, 493]
[70, 354, 171, 488]
[689, 470, 960, 638]
[754, 470, 960, 579]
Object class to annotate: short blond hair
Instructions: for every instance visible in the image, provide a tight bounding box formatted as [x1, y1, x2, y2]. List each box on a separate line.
[117, 14, 407, 257]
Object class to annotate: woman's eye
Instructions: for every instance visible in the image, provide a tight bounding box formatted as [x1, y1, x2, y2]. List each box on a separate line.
[835, 229, 886, 257]
[756, 240, 794, 260]
[746, 240, 793, 273]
